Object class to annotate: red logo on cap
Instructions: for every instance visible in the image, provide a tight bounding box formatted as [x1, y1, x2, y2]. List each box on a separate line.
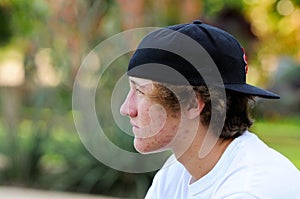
[242, 47, 248, 74]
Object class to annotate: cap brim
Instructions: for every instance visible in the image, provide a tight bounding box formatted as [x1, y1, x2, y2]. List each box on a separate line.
[224, 84, 280, 99]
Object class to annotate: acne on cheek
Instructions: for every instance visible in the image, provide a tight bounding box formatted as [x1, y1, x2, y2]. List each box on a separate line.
[158, 113, 167, 122]
[144, 107, 151, 119]
[154, 124, 178, 145]
[136, 142, 150, 152]
[135, 139, 158, 153]
[135, 125, 178, 152]
[154, 135, 173, 146]
[149, 104, 167, 117]
[171, 125, 178, 132]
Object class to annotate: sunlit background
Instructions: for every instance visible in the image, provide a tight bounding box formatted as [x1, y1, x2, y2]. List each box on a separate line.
[0, 0, 299, 198]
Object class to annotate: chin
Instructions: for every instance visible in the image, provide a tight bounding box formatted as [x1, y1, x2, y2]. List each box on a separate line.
[134, 138, 166, 154]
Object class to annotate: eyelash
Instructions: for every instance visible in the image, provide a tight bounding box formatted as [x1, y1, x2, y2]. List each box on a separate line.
[135, 88, 145, 95]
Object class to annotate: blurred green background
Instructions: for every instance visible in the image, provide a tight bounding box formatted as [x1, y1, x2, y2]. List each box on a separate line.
[0, 0, 300, 198]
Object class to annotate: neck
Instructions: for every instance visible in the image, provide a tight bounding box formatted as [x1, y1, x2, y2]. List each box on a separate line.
[175, 127, 233, 183]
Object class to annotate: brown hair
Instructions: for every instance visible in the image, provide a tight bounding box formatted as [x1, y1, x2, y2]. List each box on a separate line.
[148, 83, 254, 139]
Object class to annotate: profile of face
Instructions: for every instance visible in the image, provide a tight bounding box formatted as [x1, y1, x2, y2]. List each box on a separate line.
[120, 77, 202, 154]
[120, 77, 182, 154]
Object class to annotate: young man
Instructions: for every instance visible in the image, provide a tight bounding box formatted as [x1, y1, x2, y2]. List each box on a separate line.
[120, 20, 300, 198]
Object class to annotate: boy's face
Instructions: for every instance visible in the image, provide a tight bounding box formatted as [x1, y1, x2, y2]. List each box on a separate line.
[120, 77, 181, 154]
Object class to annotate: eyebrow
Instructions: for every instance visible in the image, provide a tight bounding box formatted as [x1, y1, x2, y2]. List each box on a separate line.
[130, 79, 147, 88]
[129, 79, 138, 85]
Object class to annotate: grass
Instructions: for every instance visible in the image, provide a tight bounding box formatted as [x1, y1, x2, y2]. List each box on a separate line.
[250, 118, 300, 169]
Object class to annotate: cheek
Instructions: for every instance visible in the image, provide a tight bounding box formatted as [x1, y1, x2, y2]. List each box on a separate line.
[137, 102, 151, 122]
[134, 123, 179, 153]
[154, 123, 179, 145]
[138, 103, 167, 132]
[149, 104, 167, 130]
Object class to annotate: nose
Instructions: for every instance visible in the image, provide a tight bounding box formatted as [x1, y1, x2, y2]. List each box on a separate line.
[120, 90, 137, 118]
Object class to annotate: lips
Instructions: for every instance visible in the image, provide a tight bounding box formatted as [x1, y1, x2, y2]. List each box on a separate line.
[130, 121, 139, 128]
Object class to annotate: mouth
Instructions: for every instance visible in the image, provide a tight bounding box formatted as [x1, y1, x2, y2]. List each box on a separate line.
[130, 121, 139, 129]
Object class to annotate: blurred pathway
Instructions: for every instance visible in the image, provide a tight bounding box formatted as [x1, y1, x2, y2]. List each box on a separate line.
[0, 186, 123, 199]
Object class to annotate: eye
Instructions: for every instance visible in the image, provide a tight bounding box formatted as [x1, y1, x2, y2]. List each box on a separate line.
[135, 88, 145, 95]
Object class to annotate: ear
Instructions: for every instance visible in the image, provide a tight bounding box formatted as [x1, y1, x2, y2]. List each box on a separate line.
[185, 98, 205, 120]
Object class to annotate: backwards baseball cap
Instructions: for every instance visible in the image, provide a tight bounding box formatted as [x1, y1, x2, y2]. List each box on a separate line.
[127, 20, 280, 99]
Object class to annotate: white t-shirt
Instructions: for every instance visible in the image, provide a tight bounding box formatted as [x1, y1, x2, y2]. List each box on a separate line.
[145, 131, 300, 199]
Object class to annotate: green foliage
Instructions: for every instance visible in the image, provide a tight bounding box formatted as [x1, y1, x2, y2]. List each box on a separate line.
[202, 0, 244, 17]
[0, 115, 155, 198]
[7, 0, 49, 41]
[251, 118, 300, 169]
[0, 3, 12, 45]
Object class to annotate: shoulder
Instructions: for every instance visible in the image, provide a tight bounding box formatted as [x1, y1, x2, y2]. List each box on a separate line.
[236, 131, 299, 174]
[230, 131, 298, 168]
[214, 131, 300, 198]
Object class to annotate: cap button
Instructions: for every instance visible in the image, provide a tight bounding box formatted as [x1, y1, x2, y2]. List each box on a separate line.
[193, 20, 203, 24]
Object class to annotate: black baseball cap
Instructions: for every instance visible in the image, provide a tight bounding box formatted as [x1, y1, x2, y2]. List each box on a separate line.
[127, 20, 280, 99]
